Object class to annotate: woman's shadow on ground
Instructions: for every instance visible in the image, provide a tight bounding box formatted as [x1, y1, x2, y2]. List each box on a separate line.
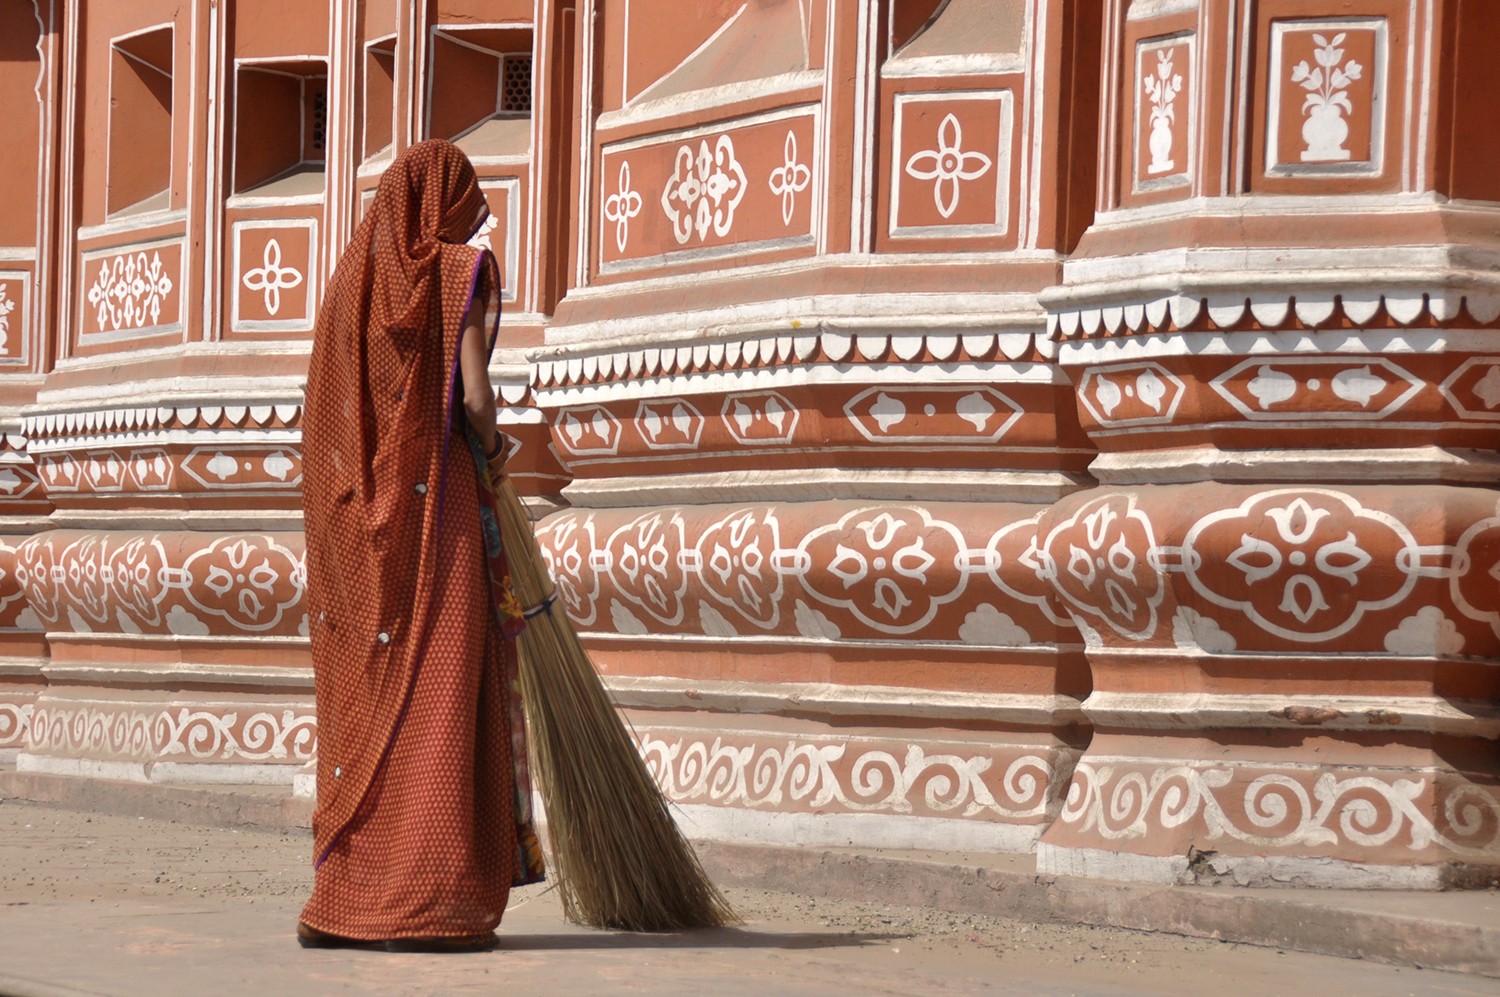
[500, 926, 910, 952]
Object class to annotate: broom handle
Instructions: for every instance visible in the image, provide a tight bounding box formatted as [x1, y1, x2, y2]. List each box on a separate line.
[486, 468, 557, 611]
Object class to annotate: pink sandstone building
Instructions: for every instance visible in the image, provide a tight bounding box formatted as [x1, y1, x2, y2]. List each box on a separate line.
[2, 0, 1497, 889]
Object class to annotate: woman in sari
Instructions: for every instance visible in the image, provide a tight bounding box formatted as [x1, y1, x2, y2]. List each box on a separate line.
[295, 140, 544, 952]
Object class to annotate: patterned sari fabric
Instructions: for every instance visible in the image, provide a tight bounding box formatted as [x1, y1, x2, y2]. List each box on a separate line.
[298, 140, 543, 942]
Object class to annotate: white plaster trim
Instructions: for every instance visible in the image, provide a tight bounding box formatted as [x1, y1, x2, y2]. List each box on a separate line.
[38, 662, 312, 688]
[534, 359, 1063, 407]
[602, 102, 817, 154]
[1127, 0, 1199, 18]
[40, 509, 304, 531]
[880, 51, 1027, 78]
[598, 71, 823, 133]
[16, 755, 149, 782]
[671, 804, 1042, 854]
[1089, 446, 1500, 485]
[44, 631, 310, 647]
[27, 373, 305, 412]
[561, 467, 1087, 506]
[146, 762, 300, 786]
[1083, 692, 1500, 737]
[542, 291, 1045, 351]
[1056, 327, 1500, 365]
[579, 625, 1083, 654]
[606, 675, 1084, 725]
[1036, 843, 1446, 890]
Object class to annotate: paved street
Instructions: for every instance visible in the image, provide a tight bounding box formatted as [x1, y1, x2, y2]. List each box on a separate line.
[0, 800, 1497, 996]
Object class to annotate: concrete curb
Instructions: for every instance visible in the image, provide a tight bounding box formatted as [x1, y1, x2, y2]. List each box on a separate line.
[4, 770, 1497, 979]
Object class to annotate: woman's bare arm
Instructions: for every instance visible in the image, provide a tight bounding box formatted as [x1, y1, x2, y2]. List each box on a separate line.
[458, 291, 498, 457]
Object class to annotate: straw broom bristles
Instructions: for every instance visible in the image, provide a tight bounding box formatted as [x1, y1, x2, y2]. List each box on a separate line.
[488, 472, 738, 931]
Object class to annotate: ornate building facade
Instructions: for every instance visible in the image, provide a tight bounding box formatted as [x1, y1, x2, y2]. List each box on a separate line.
[2, 0, 1496, 888]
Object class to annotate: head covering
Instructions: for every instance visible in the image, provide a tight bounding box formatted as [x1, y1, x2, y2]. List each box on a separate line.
[300, 140, 501, 864]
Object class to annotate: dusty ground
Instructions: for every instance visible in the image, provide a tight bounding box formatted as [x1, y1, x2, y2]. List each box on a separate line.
[0, 799, 1496, 996]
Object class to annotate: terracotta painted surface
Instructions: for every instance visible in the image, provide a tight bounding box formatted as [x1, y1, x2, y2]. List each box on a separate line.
[2, 0, 1498, 888]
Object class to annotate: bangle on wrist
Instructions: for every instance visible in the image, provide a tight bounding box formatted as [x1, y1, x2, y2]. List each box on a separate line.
[485, 438, 505, 461]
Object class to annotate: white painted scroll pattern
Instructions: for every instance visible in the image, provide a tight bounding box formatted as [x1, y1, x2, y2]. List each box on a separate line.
[14, 532, 306, 638]
[25, 704, 316, 763]
[603, 161, 643, 252]
[534, 503, 1069, 645]
[639, 733, 1058, 821]
[1180, 490, 1418, 642]
[86, 252, 174, 331]
[604, 511, 690, 626]
[0, 702, 34, 749]
[1040, 494, 1164, 641]
[695, 507, 783, 629]
[661, 135, 748, 245]
[177, 536, 304, 633]
[797, 506, 969, 635]
[536, 513, 603, 628]
[1292, 33, 1364, 162]
[1142, 48, 1183, 174]
[1059, 761, 1500, 857]
[767, 130, 811, 226]
[904, 113, 993, 219]
[240, 238, 303, 317]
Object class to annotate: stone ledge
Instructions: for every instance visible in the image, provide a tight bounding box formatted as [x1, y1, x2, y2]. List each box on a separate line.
[2, 768, 1495, 979]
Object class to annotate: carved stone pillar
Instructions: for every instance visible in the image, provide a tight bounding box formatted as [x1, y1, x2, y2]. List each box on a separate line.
[1034, 0, 1500, 886]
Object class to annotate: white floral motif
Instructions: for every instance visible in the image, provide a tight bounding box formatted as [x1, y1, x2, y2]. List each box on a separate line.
[767, 130, 811, 226]
[240, 239, 304, 317]
[1142, 49, 1184, 174]
[0, 283, 14, 352]
[603, 161, 643, 253]
[661, 135, 748, 245]
[1292, 33, 1364, 162]
[904, 113, 993, 219]
[466, 211, 498, 250]
[86, 252, 174, 331]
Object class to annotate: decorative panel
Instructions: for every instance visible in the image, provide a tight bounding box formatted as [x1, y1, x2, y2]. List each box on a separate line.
[232, 219, 317, 333]
[0, 270, 30, 365]
[1132, 34, 1193, 195]
[890, 91, 1011, 238]
[1266, 19, 1386, 177]
[597, 108, 819, 274]
[78, 238, 185, 345]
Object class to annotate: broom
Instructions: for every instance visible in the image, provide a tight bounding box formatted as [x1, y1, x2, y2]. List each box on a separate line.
[485, 467, 738, 931]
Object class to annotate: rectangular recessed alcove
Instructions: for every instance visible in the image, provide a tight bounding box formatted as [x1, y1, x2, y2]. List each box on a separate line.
[364, 37, 396, 161]
[107, 25, 174, 218]
[427, 25, 533, 158]
[233, 59, 329, 197]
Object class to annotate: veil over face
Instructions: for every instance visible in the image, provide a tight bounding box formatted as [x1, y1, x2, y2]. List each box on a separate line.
[300, 139, 502, 872]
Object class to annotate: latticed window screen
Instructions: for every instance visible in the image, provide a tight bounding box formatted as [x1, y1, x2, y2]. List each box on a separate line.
[311, 90, 328, 155]
[500, 54, 532, 114]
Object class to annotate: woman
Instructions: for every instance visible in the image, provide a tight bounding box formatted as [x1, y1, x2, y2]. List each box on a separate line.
[296, 140, 544, 952]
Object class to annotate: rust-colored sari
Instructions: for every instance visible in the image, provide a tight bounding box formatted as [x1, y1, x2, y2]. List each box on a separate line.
[298, 140, 543, 943]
